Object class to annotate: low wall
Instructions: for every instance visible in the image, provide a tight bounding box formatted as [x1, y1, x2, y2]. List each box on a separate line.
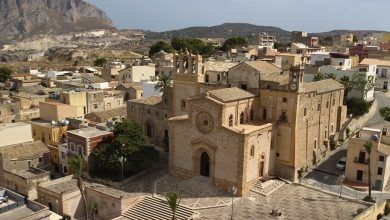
[354, 200, 388, 220]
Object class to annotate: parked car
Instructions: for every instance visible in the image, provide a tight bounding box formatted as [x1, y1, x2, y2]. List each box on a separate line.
[336, 157, 347, 170]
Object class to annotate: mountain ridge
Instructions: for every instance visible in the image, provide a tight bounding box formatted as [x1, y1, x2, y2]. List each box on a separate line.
[0, 0, 114, 40]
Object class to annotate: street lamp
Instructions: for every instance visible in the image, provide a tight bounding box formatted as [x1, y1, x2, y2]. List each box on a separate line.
[229, 186, 237, 220]
[118, 144, 127, 188]
[337, 174, 346, 198]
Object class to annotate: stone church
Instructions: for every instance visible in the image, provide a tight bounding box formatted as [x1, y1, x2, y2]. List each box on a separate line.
[128, 52, 347, 196]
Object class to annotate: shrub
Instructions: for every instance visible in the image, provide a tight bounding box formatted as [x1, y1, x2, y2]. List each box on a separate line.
[297, 167, 305, 179]
[330, 139, 338, 150]
[380, 107, 390, 122]
[363, 196, 375, 203]
[347, 98, 372, 117]
[346, 127, 351, 138]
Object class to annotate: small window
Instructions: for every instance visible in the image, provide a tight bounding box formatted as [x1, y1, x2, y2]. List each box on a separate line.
[317, 104, 321, 111]
[314, 140, 317, 149]
[94, 104, 98, 109]
[250, 146, 255, 157]
[378, 167, 383, 175]
[240, 112, 244, 124]
[132, 106, 135, 112]
[147, 109, 151, 115]
[304, 108, 307, 116]
[325, 130, 327, 138]
[333, 99, 336, 106]
[164, 98, 168, 104]
[276, 153, 280, 157]
[181, 100, 186, 110]
[331, 124, 334, 132]
[282, 98, 287, 103]
[326, 101, 329, 108]
[165, 113, 168, 119]
[155, 112, 159, 117]
[217, 74, 221, 82]
[379, 155, 385, 162]
[250, 109, 254, 121]
[228, 114, 233, 127]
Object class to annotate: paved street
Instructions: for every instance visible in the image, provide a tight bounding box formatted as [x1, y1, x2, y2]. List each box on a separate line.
[302, 91, 390, 201]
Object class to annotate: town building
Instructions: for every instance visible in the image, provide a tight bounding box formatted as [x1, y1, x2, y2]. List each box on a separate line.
[66, 127, 114, 171]
[119, 65, 155, 85]
[360, 58, 390, 90]
[154, 50, 174, 77]
[333, 34, 354, 47]
[116, 83, 143, 101]
[291, 31, 319, 46]
[59, 91, 88, 117]
[345, 126, 390, 191]
[81, 75, 110, 90]
[248, 33, 276, 47]
[0, 187, 59, 220]
[129, 53, 348, 196]
[84, 107, 127, 123]
[0, 122, 34, 147]
[0, 141, 50, 200]
[39, 101, 78, 122]
[101, 61, 126, 81]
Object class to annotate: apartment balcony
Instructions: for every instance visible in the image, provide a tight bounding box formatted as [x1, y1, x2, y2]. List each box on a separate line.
[354, 157, 369, 165]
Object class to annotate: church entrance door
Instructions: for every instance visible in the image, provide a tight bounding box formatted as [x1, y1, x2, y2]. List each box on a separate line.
[200, 152, 210, 177]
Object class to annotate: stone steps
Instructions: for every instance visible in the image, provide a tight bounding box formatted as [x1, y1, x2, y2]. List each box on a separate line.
[251, 179, 285, 196]
[179, 176, 220, 196]
[122, 196, 195, 220]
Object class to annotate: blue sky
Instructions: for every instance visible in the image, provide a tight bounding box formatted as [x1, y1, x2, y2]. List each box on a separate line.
[86, 0, 390, 32]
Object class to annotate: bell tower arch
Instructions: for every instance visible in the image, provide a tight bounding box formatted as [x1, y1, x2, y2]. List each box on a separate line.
[172, 51, 204, 116]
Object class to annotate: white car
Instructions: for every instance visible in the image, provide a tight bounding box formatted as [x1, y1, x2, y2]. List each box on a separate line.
[336, 157, 347, 170]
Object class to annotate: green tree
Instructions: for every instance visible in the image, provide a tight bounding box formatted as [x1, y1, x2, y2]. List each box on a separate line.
[352, 73, 375, 99]
[364, 141, 374, 202]
[165, 192, 181, 220]
[89, 203, 98, 220]
[90, 120, 159, 180]
[313, 73, 325, 81]
[171, 37, 216, 57]
[67, 155, 88, 220]
[221, 36, 248, 51]
[380, 107, 390, 121]
[149, 41, 173, 57]
[94, 57, 108, 67]
[353, 35, 358, 42]
[155, 75, 172, 92]
[0, 66, 13, 82]
[325, 73, 337, 80]
[340, 76, 353, 100]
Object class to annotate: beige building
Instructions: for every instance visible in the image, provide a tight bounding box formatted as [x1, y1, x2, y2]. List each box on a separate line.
[39, 101, 78, 122]
[0, 141, 51, 200]
[37, 176, 138, 220]
[345, 126, 390, 191]
[60, 91, 87, 117]
[119, 65, 155, 85]
[0, 122, 33, 147]
[116, 83, 143, 101]
[128, 53, 348, 196]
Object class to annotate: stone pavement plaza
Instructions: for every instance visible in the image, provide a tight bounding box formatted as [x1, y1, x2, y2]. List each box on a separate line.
[120, 169, 369, 220]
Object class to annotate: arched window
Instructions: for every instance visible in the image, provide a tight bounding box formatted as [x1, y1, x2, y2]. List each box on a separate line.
[228, 114, 233, 127]
[146, 121, 153, 138]
[250, 146, 255, 157]
[240, 112, 244, 124]
[314, 140, 317, 149]
[250, 109, 254, 121]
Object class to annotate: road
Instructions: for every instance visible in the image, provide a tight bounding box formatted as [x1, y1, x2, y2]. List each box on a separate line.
[303, 91, 390, 201]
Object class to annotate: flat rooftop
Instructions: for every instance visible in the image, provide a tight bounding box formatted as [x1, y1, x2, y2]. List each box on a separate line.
[67, 127, 112, 138]
[0, 122, 30, 131]
[41, 178, 79, 195]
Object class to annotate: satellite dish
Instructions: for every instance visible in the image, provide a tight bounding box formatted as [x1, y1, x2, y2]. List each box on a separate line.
[51, 121, 57, 125]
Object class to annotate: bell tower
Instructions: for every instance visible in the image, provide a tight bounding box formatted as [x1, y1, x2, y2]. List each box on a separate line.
[172, 50, 203, 116]
[288, 66, 304, 93]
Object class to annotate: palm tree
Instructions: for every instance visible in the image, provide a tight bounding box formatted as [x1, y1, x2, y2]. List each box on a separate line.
[68, 155, 88, 220]
[340, 76, 353, 102]
[155, 75, 172, 92]
[313, 73, 325, 82]
[364, 141, 373, 202]
[326, 73, 337, 80]
[165, 192, 181, 220]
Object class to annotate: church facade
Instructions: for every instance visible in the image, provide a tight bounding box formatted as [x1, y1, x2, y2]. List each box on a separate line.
[128, 52, 347, 196]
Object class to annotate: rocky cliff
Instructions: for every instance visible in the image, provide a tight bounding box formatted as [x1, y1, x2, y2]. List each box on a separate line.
[0, 0, 114, 39]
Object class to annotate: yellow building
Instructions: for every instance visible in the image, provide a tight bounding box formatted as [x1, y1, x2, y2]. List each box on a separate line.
[345, 126, 390, 191]
[39, 101, 78, 122]
[60, 91, 87, 117]
[30, 120, 68, 171]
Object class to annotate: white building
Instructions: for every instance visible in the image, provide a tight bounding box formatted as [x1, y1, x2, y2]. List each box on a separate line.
[361, 58, 390, 91]
[119, 65, 155, 85]
[316, 64, 376, 101]
[310, 52, 330, 65]
[81, 75, 110, 90]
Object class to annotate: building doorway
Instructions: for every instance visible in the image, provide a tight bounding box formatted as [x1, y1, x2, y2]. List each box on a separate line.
[259, 161, 264, 177]
[384, 81, 388, 90]
[200, 152, 210, 177]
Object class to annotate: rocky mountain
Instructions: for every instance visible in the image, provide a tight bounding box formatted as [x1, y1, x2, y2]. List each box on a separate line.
[145, 23, 291, 42]
[0, 0, 114, 40]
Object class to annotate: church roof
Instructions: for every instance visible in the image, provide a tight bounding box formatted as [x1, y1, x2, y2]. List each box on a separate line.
[203, 61, 236, 72]
[302, 79, 344, 94]
[130, 96, 162, 105]
[208, 87, 255, 103]
[243, 61, 281, 74]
